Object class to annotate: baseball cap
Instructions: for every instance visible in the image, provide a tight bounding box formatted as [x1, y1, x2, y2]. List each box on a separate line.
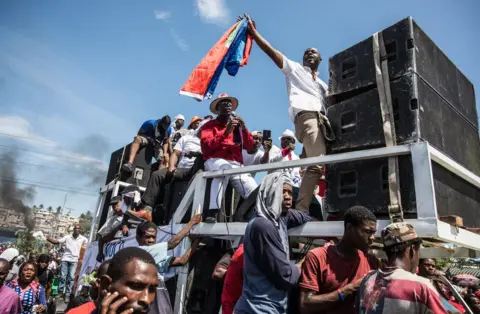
[381, 222, 420, 248]
[109, 195, 122, 205]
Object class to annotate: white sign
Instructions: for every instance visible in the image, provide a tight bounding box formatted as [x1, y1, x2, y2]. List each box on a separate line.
[78, 225, 183, 286]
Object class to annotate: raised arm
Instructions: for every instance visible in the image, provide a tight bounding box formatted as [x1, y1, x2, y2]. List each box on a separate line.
[46, 237, 60, 245]
[167, 214, 202, 250]
[244, 14, 283, 69]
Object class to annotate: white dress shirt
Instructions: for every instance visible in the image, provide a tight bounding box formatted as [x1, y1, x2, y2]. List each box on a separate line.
[281, 55, 328, 121]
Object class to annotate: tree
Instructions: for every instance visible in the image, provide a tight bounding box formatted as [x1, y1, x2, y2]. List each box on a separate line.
[56, 206, 62, 214]
[39, 204, 44, 209]
[12, 230, 35, 255]
[78, 210, 93, 236]
[47, 206, 52, 213]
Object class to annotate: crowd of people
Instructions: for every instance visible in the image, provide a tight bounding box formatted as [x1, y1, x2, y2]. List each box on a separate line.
[0, 12, 479, 314]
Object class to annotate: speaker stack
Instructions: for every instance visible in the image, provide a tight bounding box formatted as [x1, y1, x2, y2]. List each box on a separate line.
[325, 17, 480, 226]
[105, 143, 154, 188]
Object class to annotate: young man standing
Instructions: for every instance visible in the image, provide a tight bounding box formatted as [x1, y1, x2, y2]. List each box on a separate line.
[356, 223, 447, 314]
[299, 206, 379, 314]
[243, 14, 333, 213]
[234, 172, 312, 314]
[47, 224, 88, 304]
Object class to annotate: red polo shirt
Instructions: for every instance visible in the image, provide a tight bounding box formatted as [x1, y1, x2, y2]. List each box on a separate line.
[200, 119, 254, 163]
[221, 244, 245, 314]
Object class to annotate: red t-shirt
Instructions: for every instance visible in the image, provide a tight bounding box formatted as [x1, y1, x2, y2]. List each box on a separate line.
[200, 119, 254, 163]
[221, 244, 245, 314]
[66, 301, 96, 314]
[298, 245, 379, 314]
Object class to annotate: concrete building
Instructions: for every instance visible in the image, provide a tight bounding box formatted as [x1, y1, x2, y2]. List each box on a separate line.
[0, 205, 80, 238]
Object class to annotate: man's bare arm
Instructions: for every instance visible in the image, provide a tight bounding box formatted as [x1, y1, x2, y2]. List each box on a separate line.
[299, 278, 362, 313]
[46, 237, 59, 245]
[170, 239, 200, 267]
[244, 14, 283, 69]
[167, 214, 202, 250]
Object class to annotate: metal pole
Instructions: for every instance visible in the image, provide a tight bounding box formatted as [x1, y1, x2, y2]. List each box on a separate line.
[174, 174, 205, 314]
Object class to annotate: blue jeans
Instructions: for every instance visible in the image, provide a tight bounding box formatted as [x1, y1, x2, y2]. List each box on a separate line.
[58, 261, 77, 297]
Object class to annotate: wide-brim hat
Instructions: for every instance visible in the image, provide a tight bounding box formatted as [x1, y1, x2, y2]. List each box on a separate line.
[210, 93, 238, 115]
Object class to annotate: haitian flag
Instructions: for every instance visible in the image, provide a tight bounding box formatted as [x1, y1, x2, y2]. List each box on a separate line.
[180, 18, 253, 101]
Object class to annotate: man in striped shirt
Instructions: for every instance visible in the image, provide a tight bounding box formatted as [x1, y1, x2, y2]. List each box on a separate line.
[356, 222, 447, 314]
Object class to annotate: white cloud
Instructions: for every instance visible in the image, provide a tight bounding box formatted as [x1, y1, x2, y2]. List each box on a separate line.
[0, 115, 106, 168]
[169, 28, 189, 52]
[0, 115, 57, 147]
[195, 0, 230, 25]
[154, 10, 171, 21]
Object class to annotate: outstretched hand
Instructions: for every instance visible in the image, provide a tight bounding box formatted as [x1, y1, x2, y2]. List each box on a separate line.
[237, 14, 255, 34]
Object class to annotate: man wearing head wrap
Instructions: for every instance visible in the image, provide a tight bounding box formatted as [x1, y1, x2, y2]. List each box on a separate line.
[234, 172, 313, 314]
[169, 114, 187, 149]
[123, 115, 172, 172]
[267, 129, 302, 187]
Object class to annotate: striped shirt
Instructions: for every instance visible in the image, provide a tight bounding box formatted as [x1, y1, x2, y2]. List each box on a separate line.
[356, 267, 448, 314]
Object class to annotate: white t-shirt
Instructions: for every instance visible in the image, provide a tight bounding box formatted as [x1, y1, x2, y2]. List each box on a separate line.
[269, 145, 302, 187]
[281, 55, 328, 121]
[58, 234, 88, 262]
[242, 149, 264, 166]
[173, 134, 201, 169]
[97, 214, 123, 237]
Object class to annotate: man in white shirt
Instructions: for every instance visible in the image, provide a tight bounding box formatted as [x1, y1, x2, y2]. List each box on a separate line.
[244, 14, 333, 212]
[269, 129, 302, 187]
[96, 195, 124, 262]
[242, 131, 268, 167]
[47, 224, 88, 303]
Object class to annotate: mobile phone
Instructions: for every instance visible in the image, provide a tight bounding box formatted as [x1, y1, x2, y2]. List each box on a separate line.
[263, 130, 272, 141]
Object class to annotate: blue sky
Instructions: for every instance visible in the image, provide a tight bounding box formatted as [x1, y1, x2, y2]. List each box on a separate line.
[0, 0, 478, 217]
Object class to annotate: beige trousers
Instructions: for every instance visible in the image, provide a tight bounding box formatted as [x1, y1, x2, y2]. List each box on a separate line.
[294, 111, 326, 212]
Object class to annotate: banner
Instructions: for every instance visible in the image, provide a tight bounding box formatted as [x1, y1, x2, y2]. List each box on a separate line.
[78, 225, 183, 287]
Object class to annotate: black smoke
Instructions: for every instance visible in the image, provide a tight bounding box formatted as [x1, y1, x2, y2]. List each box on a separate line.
[72, 134, 110, 186]
[0, 149, 36, 234]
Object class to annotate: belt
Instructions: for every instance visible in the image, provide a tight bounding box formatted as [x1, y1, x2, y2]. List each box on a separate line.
[296, 110, 325, 119]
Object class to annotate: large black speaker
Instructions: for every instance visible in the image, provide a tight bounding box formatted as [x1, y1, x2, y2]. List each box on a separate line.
[325, 156, 480, 227]
[328, 16, 477, 128]
[105, 144, 154, 188]
[327, 73, 480, 175]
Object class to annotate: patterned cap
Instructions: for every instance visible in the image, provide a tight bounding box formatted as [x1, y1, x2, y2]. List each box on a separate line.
[381, 222, 419, 247]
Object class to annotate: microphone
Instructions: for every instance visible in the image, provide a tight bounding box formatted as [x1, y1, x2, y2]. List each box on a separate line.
[231, 111, 237, 118]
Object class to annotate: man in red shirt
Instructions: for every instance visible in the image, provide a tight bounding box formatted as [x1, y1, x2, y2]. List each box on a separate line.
[200, 93, 258, 223]
[299, 206, 379, 314]
[221, 243, 244, 314]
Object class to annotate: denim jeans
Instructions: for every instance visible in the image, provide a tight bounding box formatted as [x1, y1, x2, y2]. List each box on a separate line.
[58, 261, 77, 297]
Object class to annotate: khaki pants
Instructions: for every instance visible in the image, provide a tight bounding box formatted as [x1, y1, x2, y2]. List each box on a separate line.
[294, 111, 326, 212]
